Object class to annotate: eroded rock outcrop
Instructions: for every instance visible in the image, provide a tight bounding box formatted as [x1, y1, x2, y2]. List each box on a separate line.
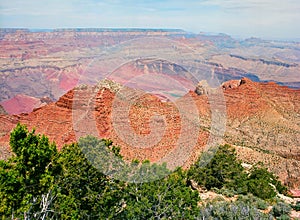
[195, 80, 210, 95]
[0, 105, 7, 115]
[221, 79, 242, 90]
[0, 78, 299, 189]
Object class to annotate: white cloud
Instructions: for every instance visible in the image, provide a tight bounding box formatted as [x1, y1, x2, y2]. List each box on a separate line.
[200, 0, 300, 14]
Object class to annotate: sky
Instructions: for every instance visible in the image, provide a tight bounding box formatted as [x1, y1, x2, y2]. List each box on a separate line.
[0, 0, 299, 40]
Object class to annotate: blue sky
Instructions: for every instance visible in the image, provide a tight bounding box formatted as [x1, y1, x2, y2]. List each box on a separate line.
[0, 0, 299, 39]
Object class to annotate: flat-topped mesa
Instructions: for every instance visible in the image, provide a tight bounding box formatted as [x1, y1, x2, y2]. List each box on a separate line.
[133, 58, 190, 75]
[1, 28, 187, 43]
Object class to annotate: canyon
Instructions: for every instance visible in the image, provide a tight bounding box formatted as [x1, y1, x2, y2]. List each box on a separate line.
[1, 29, 300, 114]
[0, 28, 299, 190]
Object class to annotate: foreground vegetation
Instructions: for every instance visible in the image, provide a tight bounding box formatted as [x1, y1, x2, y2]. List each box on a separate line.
[0, 124, 295, 219]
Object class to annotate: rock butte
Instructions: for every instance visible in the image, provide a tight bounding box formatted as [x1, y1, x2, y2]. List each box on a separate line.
[0, 77, 299, 190]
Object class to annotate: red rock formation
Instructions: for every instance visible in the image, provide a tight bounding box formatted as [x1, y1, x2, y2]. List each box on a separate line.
[221, 79, 242, 90]
[0, 78, 299, 188]
[222, 78, 300, 189]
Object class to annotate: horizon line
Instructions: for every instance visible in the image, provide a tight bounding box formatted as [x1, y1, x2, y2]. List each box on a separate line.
[1, 27, 300, 42]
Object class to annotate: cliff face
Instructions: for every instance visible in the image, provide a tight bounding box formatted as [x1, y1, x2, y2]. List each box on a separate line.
[222, 78, 300, 188]
[0, 29, 186, 60]
[0, 78, 299, 188]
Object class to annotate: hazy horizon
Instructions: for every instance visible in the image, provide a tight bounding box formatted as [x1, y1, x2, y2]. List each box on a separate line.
[1, 0, 300, 40]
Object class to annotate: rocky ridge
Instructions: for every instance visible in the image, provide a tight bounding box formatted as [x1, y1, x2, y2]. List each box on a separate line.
[0, 78, 299, 189]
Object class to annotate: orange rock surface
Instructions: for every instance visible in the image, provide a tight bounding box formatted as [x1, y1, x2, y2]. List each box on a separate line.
[0, 78, 299, 188]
